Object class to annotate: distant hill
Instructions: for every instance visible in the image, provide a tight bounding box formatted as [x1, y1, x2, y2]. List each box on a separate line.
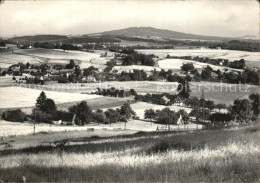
[92, 27, 233, 41]
[10, 35, 69, 43]
[7, 27, 258, 44]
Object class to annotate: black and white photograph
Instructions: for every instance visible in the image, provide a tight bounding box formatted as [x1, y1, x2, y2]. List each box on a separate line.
[0, 0, 259, 182]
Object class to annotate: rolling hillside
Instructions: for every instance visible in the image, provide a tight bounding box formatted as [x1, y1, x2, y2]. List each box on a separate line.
[6, 27, 259, 47]
[10, 35, 68, 43]
[94, 27, 233, 41]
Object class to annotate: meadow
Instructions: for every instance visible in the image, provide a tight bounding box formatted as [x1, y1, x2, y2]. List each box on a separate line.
[0, 118, 201, 138]
[0, 124, 258, 182]
[158, 58, 243, 72]
[0, 52, 43, 68]
[23, 81, 259, 105]
[0, 86, 102, 108]
[137, 49, 260, 64]
[14, 49, 100, 61]
[112, 65, 161, 73]
[0, 48, 101, 69]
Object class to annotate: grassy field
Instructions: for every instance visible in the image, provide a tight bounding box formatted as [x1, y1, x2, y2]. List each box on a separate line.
[129, 102, 192, 119]
[0, 52, 43, 68]
[24, 81, 259, 105]
[0, 81, 257, 113]
[190, 81, 259, 105]
[158, 58, 243, 72]
[0, 124, 258, 182]
[137, 49, 260, 64]
[0, 48, 101, 69]
[0, 118, 201, 139]
[14, 48, 100, 61]
[112, 65, 161, 73]
[0, 86, 102, 109]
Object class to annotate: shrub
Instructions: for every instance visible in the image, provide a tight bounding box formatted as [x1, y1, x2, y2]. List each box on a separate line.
[54, 110, 74, 122]
[147, 140, 198, 154]
[209, 113, 232, 123]
[33, 110, 53, 124]
[2, 109, 27, 122]
[57, 77, 69, 83]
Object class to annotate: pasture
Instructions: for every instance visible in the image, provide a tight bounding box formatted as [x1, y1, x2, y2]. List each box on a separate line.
[56, 96, 130, 111]
[0, 74, 32, 87]
[28, 81, 259, 105]
[112, 65, 161, 73]
[137, 49, 260, 64]
[158, 58, 243, 72]
[0, 52, 43, 68]
[0, 118, 201, 139]
[0, 86, 102, 109]
[14, 49, 100, 61]
[0, 80, 257, 113]
[130, 102, 192, 119]
[0, 124, 258, 182]
[0, 48, 101, 69]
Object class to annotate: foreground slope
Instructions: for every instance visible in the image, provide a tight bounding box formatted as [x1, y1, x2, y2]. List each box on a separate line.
[0, 125, 258, 182]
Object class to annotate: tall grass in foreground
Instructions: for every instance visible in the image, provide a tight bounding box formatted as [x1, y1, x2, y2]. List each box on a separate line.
[0, 125, 259, 182]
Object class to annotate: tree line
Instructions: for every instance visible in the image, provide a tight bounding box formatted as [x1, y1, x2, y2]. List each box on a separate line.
[1, 91, 136, 126]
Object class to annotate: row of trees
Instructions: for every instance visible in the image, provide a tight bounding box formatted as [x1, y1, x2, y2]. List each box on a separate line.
[172, 55, 246, 70]
[68, 102, 135, 126]
[14, 91, 136, 125]
[180, 62, 259, 85]
[144, 108, 189, 126]
[184, 96, 225, 111]
[229, 93, 259, 122]
[121, 49, 155, 66]
[135, 93, 177, 106]
[188, 93, 259, 123]
[31, 91, 136, 125]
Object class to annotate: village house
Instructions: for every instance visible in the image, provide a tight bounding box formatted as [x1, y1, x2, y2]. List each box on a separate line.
[82, 75, 96, 83]
[174, 96, 183, 106]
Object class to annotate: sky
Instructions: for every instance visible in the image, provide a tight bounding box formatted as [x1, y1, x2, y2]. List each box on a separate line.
[0, 0, 259, 38]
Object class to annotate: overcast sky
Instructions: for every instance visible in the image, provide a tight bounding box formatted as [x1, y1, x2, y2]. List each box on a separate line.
[0, 0, 259, 38]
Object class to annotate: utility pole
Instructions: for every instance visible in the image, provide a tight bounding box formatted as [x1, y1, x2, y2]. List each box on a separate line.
[34, 110, 36, 135]
[168, 108, 171, 131]
[202, 89, 205, 123]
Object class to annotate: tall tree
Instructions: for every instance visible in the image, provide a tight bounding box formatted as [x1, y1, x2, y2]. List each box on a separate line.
[120, 103, 133, 119]
[41, 99, 57, 113]
[157, 108, 178, 127]
[105, 109, 120, 126]
[177, 77, 191, 99]
[249, 93, 259, 116]
[229, 99, 253, 122]
[144, 108, 156, 121]
[69, 101, 92, 125]
[36, 91, 47, 110]
[181, 63, 194, 73]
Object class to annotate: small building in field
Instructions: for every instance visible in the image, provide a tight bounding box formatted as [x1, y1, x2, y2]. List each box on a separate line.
[161, 95, 171, 105]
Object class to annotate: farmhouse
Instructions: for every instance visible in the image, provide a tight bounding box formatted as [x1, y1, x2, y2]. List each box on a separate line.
[174, 96, 183, 106]
[82, 75, 96, 82]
